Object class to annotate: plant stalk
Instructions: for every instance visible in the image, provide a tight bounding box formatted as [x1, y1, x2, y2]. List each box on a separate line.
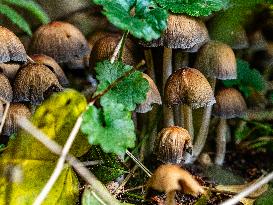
[215, 118, 227, 165]
[163, 47, 174, 127]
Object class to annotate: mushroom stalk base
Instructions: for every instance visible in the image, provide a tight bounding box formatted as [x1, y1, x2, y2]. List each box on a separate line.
[166, 190, 176, 205]
[163, 47, 174, 127]
[215, 118, 227, 165]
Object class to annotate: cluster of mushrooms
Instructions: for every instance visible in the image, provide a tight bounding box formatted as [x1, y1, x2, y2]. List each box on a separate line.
[0, 11, 266, 205]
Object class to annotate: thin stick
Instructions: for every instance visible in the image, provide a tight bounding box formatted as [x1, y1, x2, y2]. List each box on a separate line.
[17, 117, 121, 205]
[110, 31, 128, 63]
[125, 150, 152, 177]
[27, 55, 35, 63]
[0, 102, 10, 134]
[220, 171, 273, 205]
[33, 115, 83, 205]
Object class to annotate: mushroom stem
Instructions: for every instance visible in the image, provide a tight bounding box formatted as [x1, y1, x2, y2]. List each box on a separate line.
[215, 118, 227, 165]
[144, 49, 156, 81]
[0, 102, 10, 134]
[183, 104, 194, 138]
[166, 190, 176, 205]
[190, 78, 216, 163]
[163, 47, 174, 127]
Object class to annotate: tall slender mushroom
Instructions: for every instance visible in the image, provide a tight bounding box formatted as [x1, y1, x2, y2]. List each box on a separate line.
[213, 88, 247, 165]
[191, 41, 236, 162]
[13, 63, 63, 105]
[164, 68, 215, 138]
[147, 164, 204, 205]
[142, 14, 209, 127]
[153, 126, 192, 164]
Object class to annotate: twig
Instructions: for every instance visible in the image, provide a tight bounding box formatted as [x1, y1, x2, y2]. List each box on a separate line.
[27, 55, 35, 63]
[220, 171, 273, 205]
[110, 31, 128, 64]
[124, 185, 145, 193]
[0, 102, 10, 134]
[17, 117, 121, 205]
[33, 115, 84, 205]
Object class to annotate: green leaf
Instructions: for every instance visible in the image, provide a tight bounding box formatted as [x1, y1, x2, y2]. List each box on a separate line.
[255, 185, 273, 205]
[87, 146, 126, 183]
[81, 98, 135, 155]
[223, 59, 266, 97]
[3, 0, 50, 24]
[92, 0, 168, 41]
[95, 60, 149, 111]
[155, 0, 229, 16]
[0, 4, 32, 35]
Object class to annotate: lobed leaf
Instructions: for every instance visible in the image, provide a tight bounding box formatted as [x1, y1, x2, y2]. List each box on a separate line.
[92, 0, 168, 41]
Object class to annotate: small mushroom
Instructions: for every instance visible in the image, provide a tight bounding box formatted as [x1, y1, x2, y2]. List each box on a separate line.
[2, 103, 31, 136]
[153, 126, 192, 164]
[147, 164, 204, 205]
[0, 63, 21, 81]
[165, 68, 216, 137]
[213, 88, 247, 165]
[88, 30, 114, 51]
[0, 73, 13, 103]
[13, 63, 63, 105]
[0, 26, 27, 63]
[135, 74, 161, 113]
[28, 21, 90, 64]
[30, 54, 69, 86]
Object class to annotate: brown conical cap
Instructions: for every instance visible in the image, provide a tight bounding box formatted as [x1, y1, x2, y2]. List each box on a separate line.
[0, 73, 13, 102]
[135, 74, 162, 113]
[194, 41, 237, 80]
[28, 21, 90, 63]
[0, 26, 27, 63]
[13, 63, 63, 105]
[89, 35, 141, 70]
[30, 54, 69, 86]
[213, 88, 247, 119]
[0, 63, 20, 81]
[154, 126, 192, 164]
[88, 30, 114, 51]
[2, 103, 31, 136]
[164, 68, 216, 109]
[147, 164, 204, 196]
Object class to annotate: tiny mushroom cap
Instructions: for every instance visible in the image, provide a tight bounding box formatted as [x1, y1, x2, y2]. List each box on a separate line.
[164, 68, 216, 109]
[28, 21, 90, 63]
[147, 164, 204, 197]
[154, 126, 192, 164]
[30, 54, 69, 86]
[142, 14, 209, 52]
[13, 63, 63, 105]
[194, 41, 237, 80]
[0, 26, 27, 63]
[89, 34, 141, 70]
[2, 103, 31, 136]
[213, 88, 247, 119]
[135, 74, 162, 113]
[0, 73, 13, 103]
[229, 25, 249, 50]
[0, 63, 20, 81]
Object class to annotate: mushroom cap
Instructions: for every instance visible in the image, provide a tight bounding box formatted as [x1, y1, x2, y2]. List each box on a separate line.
[30, 54, 69, 86]
[2, 103, 31, 136]
[0, 63, 20, 81]
[213, 88, 247, 119]
[141, 14, 209, 51]
[89, 35, 142, 70]
[88, 30, 114, 51]
[147, 164, 204, 196]
[13, 63, 63, 105]
[229, 25, 249, 50]
[135, 74, 162, 113]
[248, 30, 267, 51]
[0, 26, 27, 63]
[164, 68, 216, 109]
[194, 41, 237, 80]
[0, 73, 13, 102]
[28, 21, 90, 63]
[154, 126, 192, 164]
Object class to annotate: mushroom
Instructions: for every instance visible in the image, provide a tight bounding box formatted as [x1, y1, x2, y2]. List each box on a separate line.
[2, 103, 31, 136]
[0, 63, 21, 81]
[212, 88, 247, 165]
[88, 30, 114, 51]
[142, 14, 209, 127]
[164, 68, 216, 138]
[191, 41, 236, 162]
[0, 26, 27, 64]
[147, 164, 204, 205]
[135, 73, 162, 113]
[13, 63, 63, 105]
[153, 126, 192, 164]
[30, 54, 69, 86]
[28, 21, 90, 64]
[89, 34, 142, 71]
